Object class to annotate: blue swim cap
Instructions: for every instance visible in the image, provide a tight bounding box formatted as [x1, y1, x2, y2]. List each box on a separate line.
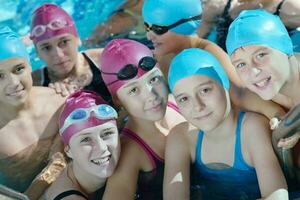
[0, 26, 29, 61]
[142, 0, 202, 35]
[226, 9, 293, 56]
[168, 48, 230, 93]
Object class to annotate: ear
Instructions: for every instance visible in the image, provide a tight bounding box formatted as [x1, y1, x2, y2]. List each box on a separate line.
[64, 145, 73, 159]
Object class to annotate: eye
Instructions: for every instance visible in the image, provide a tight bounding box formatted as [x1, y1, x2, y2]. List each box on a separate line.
[41, 45, 51, 51]
[128, 87, 138, 95]
[256, 52, 267, 59]
[59, 39, 70, 47]
[236, 62, 246, 69]
[0, 73, 5, 80]
[80, 137, 92, 143]
[178, 96, 188, 103]
[200, 87, 212, 95]
[149, 76, 160, 84]
[102, 131, 115, 138]
[15, 65, 25, 74]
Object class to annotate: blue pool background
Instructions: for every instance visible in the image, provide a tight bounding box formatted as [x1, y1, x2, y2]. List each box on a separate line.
[0, 0, 127, 71]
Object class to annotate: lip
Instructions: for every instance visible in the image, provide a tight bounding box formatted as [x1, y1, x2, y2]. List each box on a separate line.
[55, 60, 70, 66]
[252, 76, 271, 90]
[91, 155, 111, 166]
[194, 111, 213, 120]
[6, 88, 25, 97]
[147, 101, 163, 112]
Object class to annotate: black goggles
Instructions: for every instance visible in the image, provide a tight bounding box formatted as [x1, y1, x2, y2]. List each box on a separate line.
[144, 15, 201, 35]
[101, 56, 157, 86]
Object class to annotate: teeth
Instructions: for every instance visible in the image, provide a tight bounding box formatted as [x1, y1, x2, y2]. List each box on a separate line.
[255, 77, 270, 88]
[91, 157, 110, 165]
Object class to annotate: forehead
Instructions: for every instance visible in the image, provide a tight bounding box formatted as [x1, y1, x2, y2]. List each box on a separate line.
[0, 57, 29, 71]
[174, 75, 214, 93]
[72, 121, 117, 138]
[36, 33, 75, 46]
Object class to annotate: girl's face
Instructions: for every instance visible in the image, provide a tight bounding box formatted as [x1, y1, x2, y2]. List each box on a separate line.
[231, 45, 291, 100]
[36, 33, 79, 76]
[116, 68, 168, 122]
[67, 121, 120, 178]
[0, 57, 32, 106]
[146, 29, 187, 56]
[173, 75, 228, 131]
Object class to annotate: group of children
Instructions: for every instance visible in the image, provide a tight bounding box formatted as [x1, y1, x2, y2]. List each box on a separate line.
[0, 0, 299, 199]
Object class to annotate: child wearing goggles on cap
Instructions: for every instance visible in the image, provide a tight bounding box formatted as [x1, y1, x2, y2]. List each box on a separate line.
[164, 48, 287, 199]
[227, 9, 300, 186]
[142, 0, 286, 124]
[0, 26, 67, 200]
[44, 90, 120, 200]
[30, 3, 112, 103]
[100, 39, 186, 200]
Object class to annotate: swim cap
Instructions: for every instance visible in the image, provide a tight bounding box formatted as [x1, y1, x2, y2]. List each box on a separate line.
[168, 48, 230, 93]
[30, 3, 78, 44]
[0, 26, 29, 61]
[100, 39, 158, 96]
[142, 0, 202, 35]
[226, 9, 293, 56]
[59, 90, 117, 144]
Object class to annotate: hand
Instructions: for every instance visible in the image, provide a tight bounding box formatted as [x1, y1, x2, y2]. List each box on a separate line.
[49, 80, 80, 97]
[278, 132, 300, 149]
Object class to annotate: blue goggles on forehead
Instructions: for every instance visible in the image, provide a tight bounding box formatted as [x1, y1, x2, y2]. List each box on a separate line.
[60, 104, 118, 134]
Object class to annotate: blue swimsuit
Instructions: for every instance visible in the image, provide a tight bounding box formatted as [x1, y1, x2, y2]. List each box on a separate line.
[193, 112, 261, 200]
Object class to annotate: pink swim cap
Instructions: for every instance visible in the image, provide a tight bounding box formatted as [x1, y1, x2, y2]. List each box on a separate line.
[30, 3, 78, 44]
[59, 90, 117, 144]
[100, 39, 158, 96]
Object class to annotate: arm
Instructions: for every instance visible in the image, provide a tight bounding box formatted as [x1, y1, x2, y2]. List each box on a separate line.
[102, 139, 142, 200]
[245, 113, 287, 198]
[163, 122, 194, 200]
[200, 39, 243, 87]
[229, 84, 286, 120]
[279, 0, 300, 29]
[24, 134, 66, 200]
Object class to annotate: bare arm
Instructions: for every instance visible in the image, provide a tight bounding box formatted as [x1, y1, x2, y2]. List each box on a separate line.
[163, 122, 194, 200]
[245, 113, 287, 198]
[24, 134, 66, 200]
[229, 84, 286, 120]
[279, 0, 300, 29]
[102, 139, 142, 200]
[200, 39, 243, 87]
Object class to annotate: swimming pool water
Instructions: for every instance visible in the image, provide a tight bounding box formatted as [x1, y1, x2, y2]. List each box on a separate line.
[0, 0, 126, 70]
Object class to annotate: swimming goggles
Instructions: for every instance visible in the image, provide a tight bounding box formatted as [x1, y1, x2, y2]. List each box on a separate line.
[144, 15, 201, 35]
[60, 104, 118, 134]
[30, 19, 74, 38]
[101, 56, 157, 85]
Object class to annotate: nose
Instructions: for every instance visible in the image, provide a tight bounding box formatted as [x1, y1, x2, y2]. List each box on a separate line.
[94, 137, 108, 154]
[146, 31, 156, 41]
[52, 46, 64, 58]
[145, 84, 158, 103]
[250, 66, 262, 77]
[193, 95, 206, 112]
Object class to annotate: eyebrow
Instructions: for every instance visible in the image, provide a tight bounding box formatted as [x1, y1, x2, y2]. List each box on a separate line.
[102, 127, 114, 132]
[175, 80, 213, 98]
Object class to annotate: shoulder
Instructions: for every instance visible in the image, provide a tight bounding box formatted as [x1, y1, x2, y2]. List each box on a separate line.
[83, 48, 103, 67]
[240, 111, 271, 148]
[45, 169, 86, 200]
[168, 122, 197, 149]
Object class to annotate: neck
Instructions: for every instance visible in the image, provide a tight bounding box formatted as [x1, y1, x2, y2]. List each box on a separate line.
[126, 115, 160, 136]
[72, 162, 106, 194]
[280, 57, 300, 104]
[204, 110, 237, 141]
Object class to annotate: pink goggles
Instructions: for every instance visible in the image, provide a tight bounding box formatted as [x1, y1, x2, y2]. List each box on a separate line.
[30, 19, 74, 39]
